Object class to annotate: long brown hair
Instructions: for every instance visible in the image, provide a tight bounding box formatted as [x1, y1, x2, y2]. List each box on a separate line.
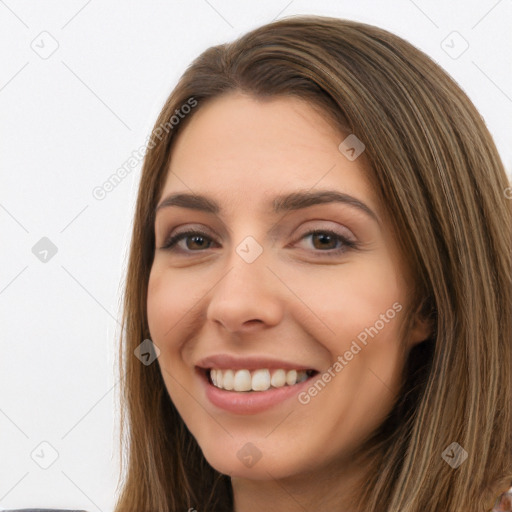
[113, 15, 512, 512]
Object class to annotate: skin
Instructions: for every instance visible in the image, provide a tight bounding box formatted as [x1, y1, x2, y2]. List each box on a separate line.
[147, 91, 431, 511]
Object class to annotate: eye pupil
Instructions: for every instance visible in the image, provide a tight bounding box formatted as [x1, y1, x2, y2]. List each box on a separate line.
[312, 233, 337, 250]
[188, 235, 209, 250]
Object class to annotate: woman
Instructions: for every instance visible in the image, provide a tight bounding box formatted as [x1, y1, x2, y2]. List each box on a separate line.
[113, 15, 512, 512]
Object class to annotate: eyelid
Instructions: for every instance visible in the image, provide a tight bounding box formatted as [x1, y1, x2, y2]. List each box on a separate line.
[159, 222, 214, 241]
[293, 220, 356, 240]
[160, 219, 354, 243]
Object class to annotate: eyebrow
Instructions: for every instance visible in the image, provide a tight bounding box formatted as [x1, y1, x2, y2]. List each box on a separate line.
[155, 190, 380, 225]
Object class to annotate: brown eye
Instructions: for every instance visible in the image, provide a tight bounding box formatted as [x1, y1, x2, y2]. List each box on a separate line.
[161, 230, 217, 251]
[310, 232, 340, 250]
[296, 229, 358, 255]
[184, 234, 212, 250]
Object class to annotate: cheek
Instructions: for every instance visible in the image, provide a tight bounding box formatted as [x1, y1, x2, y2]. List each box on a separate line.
[283, 256, 404, 352]
[146, 266, 196, 344]
[285, 256, 406, 427]
[147, 267, 200, 408]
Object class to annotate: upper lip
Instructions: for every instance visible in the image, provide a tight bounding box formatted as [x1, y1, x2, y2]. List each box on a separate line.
[195, 354, 318, 372]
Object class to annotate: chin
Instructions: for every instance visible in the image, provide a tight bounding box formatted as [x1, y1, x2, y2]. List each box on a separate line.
[197, 434, 312, 482]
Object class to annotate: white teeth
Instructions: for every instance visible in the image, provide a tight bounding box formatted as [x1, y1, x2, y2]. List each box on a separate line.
[251, 369, 271, 391]
[233, 369, 252, 391]
[209, 368, 311, 392]
[222, 369, 234, 390]
[286, 369, 297, 386]
[270, 369, 286, 387]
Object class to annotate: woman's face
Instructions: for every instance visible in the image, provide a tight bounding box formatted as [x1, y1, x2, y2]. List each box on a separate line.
[147, 92, 429, 481]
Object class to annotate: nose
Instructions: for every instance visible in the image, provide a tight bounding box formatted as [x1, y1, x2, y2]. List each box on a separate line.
[205, 246, 284, 333]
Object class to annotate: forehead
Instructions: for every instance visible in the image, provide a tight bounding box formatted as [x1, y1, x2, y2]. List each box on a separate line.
[160, 92, 377, 211]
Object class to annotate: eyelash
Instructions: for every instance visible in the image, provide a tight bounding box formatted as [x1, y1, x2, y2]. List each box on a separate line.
[160, 229, 358, 256]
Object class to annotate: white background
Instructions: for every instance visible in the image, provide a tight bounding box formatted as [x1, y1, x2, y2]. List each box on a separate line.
[1, 0, 511, 510]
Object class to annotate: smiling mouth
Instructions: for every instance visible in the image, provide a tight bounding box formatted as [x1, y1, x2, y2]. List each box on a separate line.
[203, 368, 319, 392]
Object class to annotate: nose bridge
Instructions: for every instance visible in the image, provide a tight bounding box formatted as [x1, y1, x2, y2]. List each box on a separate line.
[206, 233, 283, 330]
[220, 233, 270, 295]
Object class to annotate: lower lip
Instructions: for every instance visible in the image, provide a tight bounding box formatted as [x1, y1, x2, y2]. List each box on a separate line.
[197, 368, 316, 415]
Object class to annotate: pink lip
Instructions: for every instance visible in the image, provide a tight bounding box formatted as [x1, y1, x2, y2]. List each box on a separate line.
[195, 353, 317, 371]
[196, 367, 318, 415]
